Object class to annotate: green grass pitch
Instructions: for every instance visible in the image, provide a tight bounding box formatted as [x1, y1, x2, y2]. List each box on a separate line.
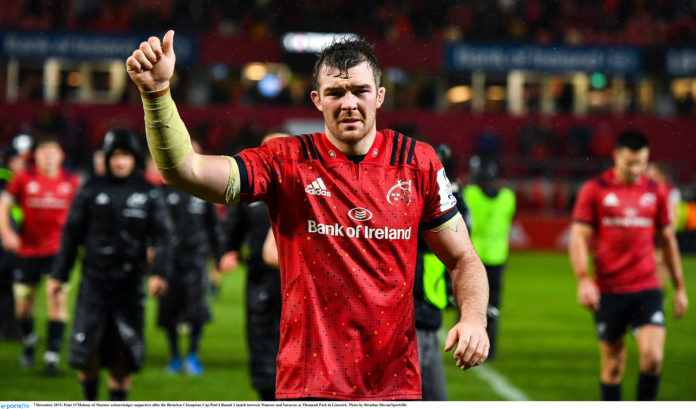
[0, 252, 694, 401]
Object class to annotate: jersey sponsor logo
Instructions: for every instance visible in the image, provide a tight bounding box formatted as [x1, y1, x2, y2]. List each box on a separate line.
[95, 193, 110, 205]
[603, 192, 620, 207]
[307, 220, 411, 240]
[436, 168, 457, 212]
[305, 177, 331, 197]
[601, 215, 653, 227]
[348, 207, 373, 222]
[123, 208, 147, 219]
[387, 180, 413, 206]
[124, 192, 148, 218]
[639, 193, 657, 207]
[126, 192, 148, 208]
[26, 197, 71, 209]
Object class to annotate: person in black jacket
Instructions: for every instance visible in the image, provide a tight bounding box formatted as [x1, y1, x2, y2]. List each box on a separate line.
[151, 141, 230, 376]
[225, 200, 281, 400]
[47, 129, 173, 401]
[223, 132, 285, 401]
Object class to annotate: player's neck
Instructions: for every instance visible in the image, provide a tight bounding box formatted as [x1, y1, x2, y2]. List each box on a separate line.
[39, 168, 60, 179]
[325, 129, 377, 156]
[612, 168, 636, 185]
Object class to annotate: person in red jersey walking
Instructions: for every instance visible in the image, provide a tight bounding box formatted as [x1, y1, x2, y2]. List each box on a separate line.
[126, 31, 489, 400]
[569, 129, 689, 401]
[0, 137, 80, 374]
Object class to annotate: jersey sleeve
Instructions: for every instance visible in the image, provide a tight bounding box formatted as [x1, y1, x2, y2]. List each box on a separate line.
[4, 172, 24, 199]
[419, 147, 459, 231]
[655, 184, 672, 228]
[572, 180, 597, 225]
[233, 143, 282, 205]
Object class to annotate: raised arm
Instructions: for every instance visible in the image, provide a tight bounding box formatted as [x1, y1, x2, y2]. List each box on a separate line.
[422, 215, 489, 370]
[126, 30, 239, 204]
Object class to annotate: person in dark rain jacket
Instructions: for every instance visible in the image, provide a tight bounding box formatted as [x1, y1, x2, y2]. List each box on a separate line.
[225, 199, 282, 400]
[47, 129, 173, 401]
[152, 143, 229, 376]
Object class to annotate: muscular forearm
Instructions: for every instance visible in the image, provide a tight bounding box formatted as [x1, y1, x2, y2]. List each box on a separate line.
[450, 249, 488, 326]
[0, 196, 17, 241]
[569, 227, 591, 281]
[0, 198, 11, 236]
[142, 90, 193, 170]
[141, 91, 240, 204]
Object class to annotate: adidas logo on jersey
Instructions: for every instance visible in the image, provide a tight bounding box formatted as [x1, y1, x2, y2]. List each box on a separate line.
[305, 177, 331, 197]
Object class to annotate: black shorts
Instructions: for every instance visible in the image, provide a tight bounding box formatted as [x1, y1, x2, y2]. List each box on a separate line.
[594, 289, 665, 342]
[96, 317, 137, 373]
[13, 256, 55, 285]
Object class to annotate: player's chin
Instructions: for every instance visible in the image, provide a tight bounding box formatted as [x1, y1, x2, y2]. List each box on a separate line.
[336, 129, 367, 143]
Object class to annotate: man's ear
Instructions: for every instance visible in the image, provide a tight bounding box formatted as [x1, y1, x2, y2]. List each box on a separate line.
[311, 90, 323, 112]
[376, 87, 386, 109]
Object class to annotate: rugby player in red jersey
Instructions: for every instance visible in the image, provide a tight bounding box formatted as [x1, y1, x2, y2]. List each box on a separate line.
[127, 30, 489, 400]
[0, 137, 80, 374]
[569, 130, 688, 401]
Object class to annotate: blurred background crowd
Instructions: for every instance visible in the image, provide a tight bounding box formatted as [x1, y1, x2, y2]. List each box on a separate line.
[2, 0, 696, 46]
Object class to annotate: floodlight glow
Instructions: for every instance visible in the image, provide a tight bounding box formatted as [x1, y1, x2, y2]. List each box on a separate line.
[282, 32, 359, 53]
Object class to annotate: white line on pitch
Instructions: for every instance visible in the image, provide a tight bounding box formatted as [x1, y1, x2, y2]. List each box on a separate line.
[472, 363, 531, 401]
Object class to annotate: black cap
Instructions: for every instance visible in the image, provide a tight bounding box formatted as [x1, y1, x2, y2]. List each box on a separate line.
[469, 155, 499, 184]
[102, 129, 143, 173]
[433, 144, 452, 165]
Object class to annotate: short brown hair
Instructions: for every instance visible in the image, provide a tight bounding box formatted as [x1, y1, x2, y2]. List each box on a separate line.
[312, 37, 382, 91]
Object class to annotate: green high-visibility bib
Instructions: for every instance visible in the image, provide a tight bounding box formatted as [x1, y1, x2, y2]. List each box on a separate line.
[422, 252, 448, 309]
[463, 185, 515, 265]
[1, 167, 24, 226]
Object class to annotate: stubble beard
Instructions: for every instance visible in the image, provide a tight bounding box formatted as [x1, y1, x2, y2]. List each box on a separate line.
[328, 112, 376, 150]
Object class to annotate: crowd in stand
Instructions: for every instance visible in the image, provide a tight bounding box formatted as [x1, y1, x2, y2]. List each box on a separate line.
[1, 0, 696, 46]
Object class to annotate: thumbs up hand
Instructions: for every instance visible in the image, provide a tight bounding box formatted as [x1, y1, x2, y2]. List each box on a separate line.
[126, 29, 176, 92]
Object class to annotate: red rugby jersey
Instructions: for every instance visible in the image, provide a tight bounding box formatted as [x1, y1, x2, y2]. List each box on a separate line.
[234, 130, 458, 400]
[6, 168, 80, 258]
[572, 169, 670, 293]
